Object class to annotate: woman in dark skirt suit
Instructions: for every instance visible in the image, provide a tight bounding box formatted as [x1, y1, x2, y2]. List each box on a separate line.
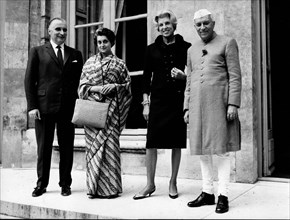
[133, 9, 191, 200]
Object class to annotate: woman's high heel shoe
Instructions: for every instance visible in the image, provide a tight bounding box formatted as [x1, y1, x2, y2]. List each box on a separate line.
[169, 192, 178, 199]
[169, 182, 178, 199]
[133, 187, 156, 200]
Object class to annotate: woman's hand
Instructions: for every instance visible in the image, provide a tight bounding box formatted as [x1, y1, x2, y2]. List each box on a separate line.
[89, 85, 102, 93]
[143, 105, 149, 121]
[184, 110, 189, 124]
[101, 84, 116, 95]
[171, 67, 186, 80]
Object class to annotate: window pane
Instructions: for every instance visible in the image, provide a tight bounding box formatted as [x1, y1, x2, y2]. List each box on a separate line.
[76, 0, 87, 13]
[126, 75, 147, 129]
[75, 0, 103, 60]
[125, 19, 147, 71]
[75, 18, 87, 61]
[114, 0, 147, 129]
[115, 19, 147, 72]
[121, 0, 147, 16]
[115, 0, 147, 71]
[89, 0, 103, 23]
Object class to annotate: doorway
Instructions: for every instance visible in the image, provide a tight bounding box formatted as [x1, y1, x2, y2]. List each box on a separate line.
[266, 1, 290, 178]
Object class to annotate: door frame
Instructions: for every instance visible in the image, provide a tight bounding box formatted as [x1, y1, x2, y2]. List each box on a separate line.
[261, 0, 275, 176]
[255, 0, 274, 177]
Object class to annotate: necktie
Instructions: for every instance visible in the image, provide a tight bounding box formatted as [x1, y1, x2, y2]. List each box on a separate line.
[56, 45, 63, 67]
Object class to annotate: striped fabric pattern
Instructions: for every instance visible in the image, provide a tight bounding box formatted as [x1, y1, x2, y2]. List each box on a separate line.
[78, 53, 132, 196]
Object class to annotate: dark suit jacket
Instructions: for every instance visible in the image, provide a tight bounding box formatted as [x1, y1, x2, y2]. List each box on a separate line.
[24, 42, 83, 118]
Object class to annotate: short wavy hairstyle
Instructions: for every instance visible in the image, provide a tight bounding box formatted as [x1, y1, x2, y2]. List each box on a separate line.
[94, 27, 116, 47]
[154, 9, 177, 31]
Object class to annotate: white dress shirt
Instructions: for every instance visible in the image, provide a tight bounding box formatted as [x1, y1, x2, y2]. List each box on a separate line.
[50, 40, 64, 59]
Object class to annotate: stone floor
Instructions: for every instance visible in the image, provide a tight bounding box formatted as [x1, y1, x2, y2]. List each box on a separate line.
[0, 168, 289, 219]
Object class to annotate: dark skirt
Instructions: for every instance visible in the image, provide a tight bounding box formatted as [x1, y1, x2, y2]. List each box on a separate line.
[146, 90, 187, 149]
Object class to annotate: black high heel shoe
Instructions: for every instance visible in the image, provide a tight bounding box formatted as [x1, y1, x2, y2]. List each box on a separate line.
[169, 182, 178, 199]
[133, 187, 156, 200]
[169, 192, 178, 199]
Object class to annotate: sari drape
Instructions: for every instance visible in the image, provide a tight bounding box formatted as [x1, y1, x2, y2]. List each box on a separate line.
[78, 53, 132, 196]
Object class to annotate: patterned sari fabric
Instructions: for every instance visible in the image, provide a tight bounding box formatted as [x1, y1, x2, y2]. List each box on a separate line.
[78, 53, 132, 197]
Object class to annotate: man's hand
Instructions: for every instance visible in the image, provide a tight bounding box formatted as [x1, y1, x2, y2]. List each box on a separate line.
[29, 109, 41, 120]
[227, 105, 238, 121]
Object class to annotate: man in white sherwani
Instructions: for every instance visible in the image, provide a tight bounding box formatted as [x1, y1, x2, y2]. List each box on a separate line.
[184, 9, 242, 214]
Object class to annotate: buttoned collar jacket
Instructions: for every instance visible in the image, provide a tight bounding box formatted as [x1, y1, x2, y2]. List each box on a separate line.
[184, 33, 242, 155]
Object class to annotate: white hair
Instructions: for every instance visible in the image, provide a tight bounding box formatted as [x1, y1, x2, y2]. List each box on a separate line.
[154, 9, 178, 31]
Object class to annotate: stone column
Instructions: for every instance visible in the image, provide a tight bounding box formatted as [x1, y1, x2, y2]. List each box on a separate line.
[40, 0, 50, 44]
[2, 0, 30, 168]
[0, 0, 6, 165]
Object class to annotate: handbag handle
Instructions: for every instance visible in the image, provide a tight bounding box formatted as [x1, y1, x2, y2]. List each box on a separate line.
[101, 59, 112, 86]
[97, 59, 112, 102]
[100, 58, 120, 128]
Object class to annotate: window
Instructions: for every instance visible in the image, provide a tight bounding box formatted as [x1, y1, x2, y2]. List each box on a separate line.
[74, 0, 103, 60]
[72, 0, 148, 130]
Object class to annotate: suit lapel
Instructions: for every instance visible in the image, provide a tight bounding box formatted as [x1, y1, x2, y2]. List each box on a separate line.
[46, 43, 73, 68]
[64, 45, 71, 66]
[45, 43, 60, 66]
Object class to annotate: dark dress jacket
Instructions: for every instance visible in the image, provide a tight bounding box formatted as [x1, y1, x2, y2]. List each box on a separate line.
[24, 42, 83, 118]
[142, 34, 191, 149]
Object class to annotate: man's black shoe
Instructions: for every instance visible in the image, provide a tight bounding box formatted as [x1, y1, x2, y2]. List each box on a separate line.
[187, 192, 215, 207]
[215, 194, 229, 213]
[61, 186, 71, 196]
[32, 187, 46, 197]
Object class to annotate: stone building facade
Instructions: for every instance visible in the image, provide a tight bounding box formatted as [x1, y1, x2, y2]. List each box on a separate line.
[1, 0, 289, 183]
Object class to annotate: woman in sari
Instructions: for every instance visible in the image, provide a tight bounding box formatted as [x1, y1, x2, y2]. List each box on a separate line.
[78, 27, 132, 199]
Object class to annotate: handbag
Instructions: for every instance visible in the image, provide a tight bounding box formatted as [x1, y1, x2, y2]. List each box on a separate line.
[72, 59, 112, 128]
[71, 98, 109, 128]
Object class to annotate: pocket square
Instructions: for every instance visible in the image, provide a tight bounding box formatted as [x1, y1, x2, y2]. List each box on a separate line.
[72, 60, 78, 63]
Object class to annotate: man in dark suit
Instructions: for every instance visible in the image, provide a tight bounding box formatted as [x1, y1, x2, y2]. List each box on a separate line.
[24, 17, 83, 197]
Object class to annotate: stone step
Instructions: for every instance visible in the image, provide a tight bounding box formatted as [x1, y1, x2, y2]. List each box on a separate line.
[51, 133, 148, 175]
[24, 128, 201, 179]
[1, 200, 103, 219]
[51, 139, 202, 180]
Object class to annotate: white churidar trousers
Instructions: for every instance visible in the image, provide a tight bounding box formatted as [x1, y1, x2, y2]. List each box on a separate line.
[199, 153, 231, 196]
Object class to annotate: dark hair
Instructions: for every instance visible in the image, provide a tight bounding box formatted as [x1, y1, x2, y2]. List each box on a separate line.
[94, 27, 116, 47]
[48, 17, 66, 29]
